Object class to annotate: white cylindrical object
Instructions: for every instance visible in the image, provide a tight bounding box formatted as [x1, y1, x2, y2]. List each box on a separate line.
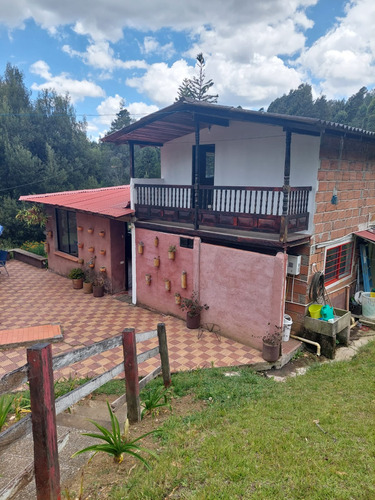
[361, 292, 375, 319]
[283, 314, 293, 341]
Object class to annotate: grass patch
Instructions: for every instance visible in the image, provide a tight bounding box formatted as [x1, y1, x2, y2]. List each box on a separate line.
[109, 342, 375, 500]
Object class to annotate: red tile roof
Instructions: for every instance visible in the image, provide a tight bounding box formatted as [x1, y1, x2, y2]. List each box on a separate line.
[19, 185, 133, 219]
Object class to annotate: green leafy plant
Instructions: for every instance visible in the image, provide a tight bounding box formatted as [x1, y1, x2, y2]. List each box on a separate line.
[168, 245, 176, 252]
[72, 402, 158, 467]
[68, 268, 85, 280]
[12, 394, 31, 421]
[180, 291, 209, 318]
[0, 395, 13, 431]
[16, 205, 48, 227]
[20, 240, 47, 257]
[141, 387, 172, 419]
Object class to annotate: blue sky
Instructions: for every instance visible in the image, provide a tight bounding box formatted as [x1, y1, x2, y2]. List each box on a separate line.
[1, 0, 374, 140]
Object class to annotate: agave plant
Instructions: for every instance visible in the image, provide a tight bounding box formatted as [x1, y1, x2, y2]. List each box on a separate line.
[72, 402, 158, 467]
[0, 395, 13, 432]
[141, 386, 172, 419]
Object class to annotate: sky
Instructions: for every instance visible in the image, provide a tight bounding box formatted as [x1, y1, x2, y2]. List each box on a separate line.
[1, 0, 374, 140]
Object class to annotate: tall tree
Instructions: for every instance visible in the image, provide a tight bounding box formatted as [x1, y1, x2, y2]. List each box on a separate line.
[176, 53, 218, 103]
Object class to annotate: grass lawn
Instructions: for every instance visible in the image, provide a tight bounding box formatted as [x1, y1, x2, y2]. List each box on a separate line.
[72, 342, 375, 499]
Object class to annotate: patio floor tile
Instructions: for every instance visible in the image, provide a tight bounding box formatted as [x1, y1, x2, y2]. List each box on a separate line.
[0, 260, 266, 382]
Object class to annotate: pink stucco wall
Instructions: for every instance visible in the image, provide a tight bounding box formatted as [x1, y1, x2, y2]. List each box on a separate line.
[46, 209, 126, 292]
[199, 244, 287, 349]
[136, 228, 197, 316]
[136, 228, 287, 349]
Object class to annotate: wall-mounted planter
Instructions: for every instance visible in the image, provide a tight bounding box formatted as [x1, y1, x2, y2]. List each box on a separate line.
[100, 266, 106, 273]
[145, 273, 151, 286]
[164, 279, 171, 291]
[77, 226, 83, 232]
[88, 259, 95, 269]
[154, 256, 160, 267]
[99, 230, 105, 238]
[154, 236, 159, 247]
[44, 242, 49, 253]
[138, 242, 144, 254]
[78, 258, 84, 265]
[88, 246, 95, 253]
[181, 271, 187, 289]
[99, 249, 106, 256]
[175, 293, 181, 305]
[88, 228, 94, 234]
[168, 246, 176, 260]
[47, 230, 53, 238]
[78, 243, 84, 249]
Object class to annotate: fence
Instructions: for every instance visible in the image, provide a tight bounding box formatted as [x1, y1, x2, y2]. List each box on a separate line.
[0, 323, 170, 500]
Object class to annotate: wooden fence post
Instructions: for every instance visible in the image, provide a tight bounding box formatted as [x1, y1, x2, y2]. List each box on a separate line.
[122, 328, 141, 423]
[27, 343, 60, 500]
[157, 323, 171, 387]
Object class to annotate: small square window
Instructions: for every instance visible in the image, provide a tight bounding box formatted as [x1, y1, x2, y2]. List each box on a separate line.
[180, 237, 194, 249]
[325, 242, 353, 285]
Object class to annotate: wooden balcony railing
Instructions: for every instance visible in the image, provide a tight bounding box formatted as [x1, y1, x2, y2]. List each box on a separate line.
[135, 184, 312, 235]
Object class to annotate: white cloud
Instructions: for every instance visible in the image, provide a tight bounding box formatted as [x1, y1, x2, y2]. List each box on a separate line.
[127, 101, 159, 119]
[298, 0, 375, 97]
[30, 60, 105, 102]
[141, 37, 175, 59]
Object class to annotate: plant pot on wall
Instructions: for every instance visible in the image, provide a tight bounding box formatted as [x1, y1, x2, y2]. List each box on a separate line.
[78, 243, 84, 249]
[154, 256, 160, 267]
[164, 279, 171, 291]
[88, 246, 95, 253]
[168, 245, 176, 260]
[88, 228, 94, 234]
[99, 230, 105, 237]
[77, 225, 83, 231]
[138, 242, 144, 254]
[99, 249, 106, 256]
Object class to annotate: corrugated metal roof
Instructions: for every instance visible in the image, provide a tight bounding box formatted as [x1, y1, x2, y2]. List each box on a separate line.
[355, 229, 375, 243]
[102, 98, 375, 146]
[19, 185, 133, 219]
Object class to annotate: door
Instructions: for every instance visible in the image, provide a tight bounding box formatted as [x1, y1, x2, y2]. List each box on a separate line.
[192, 144, 215, 209]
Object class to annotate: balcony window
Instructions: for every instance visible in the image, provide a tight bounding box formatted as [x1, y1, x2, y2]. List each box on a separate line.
[325, 242, 353, 285]
[56, 209, 78, 256]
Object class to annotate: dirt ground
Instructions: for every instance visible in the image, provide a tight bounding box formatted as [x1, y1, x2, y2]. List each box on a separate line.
[63, 393, 205, 499]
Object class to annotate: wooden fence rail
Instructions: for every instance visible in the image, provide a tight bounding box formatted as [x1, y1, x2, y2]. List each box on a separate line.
[0, 323, 170, 500]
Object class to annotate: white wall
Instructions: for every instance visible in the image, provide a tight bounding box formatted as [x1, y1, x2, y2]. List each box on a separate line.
[161, 121, 320, 189]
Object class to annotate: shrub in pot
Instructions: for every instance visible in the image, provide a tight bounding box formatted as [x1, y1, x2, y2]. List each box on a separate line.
[262, 325, 282, 362]
[68, 268, 85, 289]
[180, 291, 209, 329]
[93, 277, 105, 297]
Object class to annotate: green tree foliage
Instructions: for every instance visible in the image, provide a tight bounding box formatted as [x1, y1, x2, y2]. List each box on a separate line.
[176, 53, 218, 103]
[267, 84, 375, 132]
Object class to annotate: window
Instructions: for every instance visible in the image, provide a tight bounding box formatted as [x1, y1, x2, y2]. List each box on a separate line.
[56, 209, 78, 256]
[325, 242, 353, 285]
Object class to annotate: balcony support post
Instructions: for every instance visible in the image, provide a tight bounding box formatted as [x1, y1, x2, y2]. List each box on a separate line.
[194, 119, 200, 230]
[280, 129, 291, 243]
[129, 141, 135, 179]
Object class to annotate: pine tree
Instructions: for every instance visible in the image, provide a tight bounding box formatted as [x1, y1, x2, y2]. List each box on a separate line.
[176, 53, 218, 103]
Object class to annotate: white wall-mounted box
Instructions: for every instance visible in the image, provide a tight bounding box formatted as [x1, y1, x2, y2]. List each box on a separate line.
[287, 255, 301, 275]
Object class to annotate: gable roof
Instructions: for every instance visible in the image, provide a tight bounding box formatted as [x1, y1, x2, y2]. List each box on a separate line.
[19, 185, 133, 219]
[102, 98, 375, 146]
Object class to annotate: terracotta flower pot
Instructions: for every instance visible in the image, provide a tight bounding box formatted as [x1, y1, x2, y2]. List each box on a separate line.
[99, 249, 106, 256]
[78, 243, 84, 249]
[88, 228, 94, 234]
[100, 266, 106, 273]
[186, 313, 200, 329]
[175, 294, 181, 305]
[165, 280, 171, 291]
[78, 258, 84, 265]
[88, 246, 94, 253]
[168, 251, 175, 260]
[138, 243, 144, 254]
[154, 237, 159, 247]
[99, 230, 105, 237]
[154, 257, 160, 267]
[83, 282, 93, 294]
[77, 226, 83, 231]
[72, 278, 83, 290]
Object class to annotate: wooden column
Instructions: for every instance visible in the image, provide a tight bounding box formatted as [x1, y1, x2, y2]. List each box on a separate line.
[27, 343, 60, 500]
[129, 142, 135, 179]
[280, 129, 291, 243]
[157, 323, 171, 387]
[122, 328, 140, 423]
[194, 119, 200, 230]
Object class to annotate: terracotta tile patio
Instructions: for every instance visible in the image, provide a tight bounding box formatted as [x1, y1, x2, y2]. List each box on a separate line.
[0, 260, 287, 382]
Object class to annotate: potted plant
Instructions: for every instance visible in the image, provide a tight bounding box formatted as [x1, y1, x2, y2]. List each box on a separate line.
[138, 241, 144, 254]
[88, 227, 94, 234]
[175, 292, 181, 305]
[99, 230, 105, 238]
[68, 268, 85, 289]
[262, 324, 282, 362]
[83, 277, 93, 294]
[93, 276, 105, 297]
[154, 256, 160, 267]
[164, 278, 171, 291]
[180, 291, 209, 329]
[168, 245, 176, 260]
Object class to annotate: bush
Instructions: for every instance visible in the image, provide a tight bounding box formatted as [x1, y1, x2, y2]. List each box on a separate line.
[68, 268, 84, 280]
[20, 241, 47, 257]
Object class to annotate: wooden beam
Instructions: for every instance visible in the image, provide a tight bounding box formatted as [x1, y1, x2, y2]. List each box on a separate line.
[157, 323, 171, 387]
[129, 141, 135, 178]
[122, 328, 140, 423]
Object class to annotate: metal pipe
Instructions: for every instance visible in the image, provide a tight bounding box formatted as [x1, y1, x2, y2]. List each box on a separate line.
[291, 334, 321, 356]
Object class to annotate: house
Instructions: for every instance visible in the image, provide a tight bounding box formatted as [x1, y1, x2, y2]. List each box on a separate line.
[102, 99, 375, 351]
[20, 185, 133, 293]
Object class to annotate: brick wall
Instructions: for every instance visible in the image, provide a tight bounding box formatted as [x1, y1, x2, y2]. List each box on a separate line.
[285, 134, 375, 332]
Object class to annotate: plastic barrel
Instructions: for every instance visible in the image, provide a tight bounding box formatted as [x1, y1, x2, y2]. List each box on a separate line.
[283, 314, 293, 341]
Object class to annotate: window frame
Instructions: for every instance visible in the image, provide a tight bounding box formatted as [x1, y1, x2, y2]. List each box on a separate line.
[324, 241, 354, 286]
[55, 208, 78, 257]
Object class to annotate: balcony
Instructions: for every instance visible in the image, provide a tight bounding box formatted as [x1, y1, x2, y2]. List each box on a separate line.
[134, 184, 312, 242]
